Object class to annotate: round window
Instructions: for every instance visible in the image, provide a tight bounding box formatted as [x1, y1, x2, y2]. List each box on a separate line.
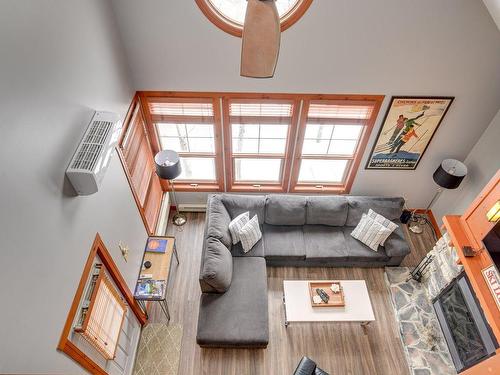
[195, 0, 312, 37]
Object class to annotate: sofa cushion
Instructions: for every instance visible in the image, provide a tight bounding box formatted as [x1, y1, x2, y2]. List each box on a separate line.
[200, 237, 233, 293]
[306, 196, 348, 226]
[206, 195, 232, 248]
[342, 227, 390, 262]
[265, 195, 307, 226]
[197, 257, 269, 348]
[303, 225, 348, 262]
[263, 224, 305, 260]
[221, 194, 266, 223]
[345, 196, 404, 227]
[384, 222, 411, 258]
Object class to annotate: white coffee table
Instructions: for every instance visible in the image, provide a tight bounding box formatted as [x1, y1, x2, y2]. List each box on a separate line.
[282, 280, 375, 329]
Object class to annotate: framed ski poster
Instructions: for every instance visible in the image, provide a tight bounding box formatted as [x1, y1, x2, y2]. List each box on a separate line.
[366, 96, 454, 170]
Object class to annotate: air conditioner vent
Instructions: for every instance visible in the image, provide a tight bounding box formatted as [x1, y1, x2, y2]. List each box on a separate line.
[66, 111, 121, 195]
[70, 120, 113, 171]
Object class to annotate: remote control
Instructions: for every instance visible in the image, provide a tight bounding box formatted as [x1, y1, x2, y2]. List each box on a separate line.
[316, 288, 329, 303]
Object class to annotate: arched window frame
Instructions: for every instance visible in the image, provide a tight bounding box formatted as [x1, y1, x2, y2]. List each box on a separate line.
[195, 0, 313, 37]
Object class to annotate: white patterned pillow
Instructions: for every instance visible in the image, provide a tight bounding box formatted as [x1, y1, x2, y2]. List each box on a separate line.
[239, 215, 262, 253]
[366, 209, 398, 246]
[351, 214, 393, 251]
[228, 212, 249, 245]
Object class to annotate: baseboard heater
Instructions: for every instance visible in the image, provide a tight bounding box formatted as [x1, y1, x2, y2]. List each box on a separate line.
[178, 203, 207, 212]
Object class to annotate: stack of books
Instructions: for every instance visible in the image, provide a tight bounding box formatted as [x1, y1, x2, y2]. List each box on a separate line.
[134, 278, 165, 299]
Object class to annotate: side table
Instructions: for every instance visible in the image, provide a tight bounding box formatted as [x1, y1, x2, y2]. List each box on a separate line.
[134, 236, 179, 321]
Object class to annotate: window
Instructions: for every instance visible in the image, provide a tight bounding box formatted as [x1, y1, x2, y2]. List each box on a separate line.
[195, 0, 312, 37]
[139, 92, 383, 194]
[291, 100, 380, 193]
[118, 97, 163, 235]
[58, 234, 146, 374]
[75, 266, 126, 360]
[209, 0, 300, 24]
[224, 98, 298, 191]
[148, 98, 223, 190]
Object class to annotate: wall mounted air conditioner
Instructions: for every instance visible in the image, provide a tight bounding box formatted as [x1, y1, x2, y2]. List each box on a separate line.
[66, 111, 122, 195]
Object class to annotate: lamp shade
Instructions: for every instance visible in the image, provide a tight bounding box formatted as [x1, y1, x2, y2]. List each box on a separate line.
[433, 159, 467, 189]
[154, 150, 181, 180]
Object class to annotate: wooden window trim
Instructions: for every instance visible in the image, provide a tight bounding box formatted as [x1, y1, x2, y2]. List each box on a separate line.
[137, 92, 384, 194]
[173, 153, 221, 187]
[290, 95, 384, 194]
[117, 95, 161, 234]
[194, 0, 313, 38]
[57, 233, 147, 374]
[140, 93, 225, 192]
[74, 269, 127, 360]
[222, 96, 300, 192]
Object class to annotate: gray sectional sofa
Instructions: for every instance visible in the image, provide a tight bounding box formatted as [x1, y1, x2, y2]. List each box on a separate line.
[197, 194, 411, 348]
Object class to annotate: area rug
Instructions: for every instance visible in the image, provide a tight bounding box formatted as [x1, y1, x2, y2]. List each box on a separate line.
[385, 267, 456, 375]
[133, 323, 183, 375]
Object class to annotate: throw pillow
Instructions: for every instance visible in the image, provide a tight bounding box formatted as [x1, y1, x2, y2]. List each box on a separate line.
[366, 209, 398, 245]
[228, 211, 250, 245]
[351, 214, 393, 251]
[239, 215, 262, 253]
[201, 237, 233, 293]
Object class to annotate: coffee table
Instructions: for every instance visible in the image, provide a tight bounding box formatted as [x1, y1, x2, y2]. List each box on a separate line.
[282, 280, 375, 330]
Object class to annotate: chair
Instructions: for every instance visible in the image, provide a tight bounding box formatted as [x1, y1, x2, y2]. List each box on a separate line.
[293, 357, 329, 375]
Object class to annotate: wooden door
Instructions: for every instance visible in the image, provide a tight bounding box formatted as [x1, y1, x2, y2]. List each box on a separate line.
[118, 97, 163, 234]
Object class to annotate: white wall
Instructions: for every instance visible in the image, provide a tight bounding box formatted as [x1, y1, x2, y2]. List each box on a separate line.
[111, 0, 500, 207]
[432, 109, 500, 223]
[0, 1, 146, 373]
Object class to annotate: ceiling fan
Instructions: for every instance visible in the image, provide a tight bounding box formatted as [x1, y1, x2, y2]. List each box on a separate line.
[240, 0, 280, 78]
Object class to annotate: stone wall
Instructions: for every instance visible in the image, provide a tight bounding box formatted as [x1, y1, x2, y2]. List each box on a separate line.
[422, 232, 464, 300]
[385, 232, 463, 375]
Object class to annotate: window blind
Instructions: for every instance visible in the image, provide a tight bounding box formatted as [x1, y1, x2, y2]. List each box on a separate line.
[148, 101, 214, 117]
[307, 103, 374, 119]
[77, 270, 126, 360]
[119, 100, 162, 235]
[229, 102, 293, 117]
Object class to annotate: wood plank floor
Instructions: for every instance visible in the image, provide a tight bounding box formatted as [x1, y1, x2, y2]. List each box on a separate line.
[148, 212, 437, 375]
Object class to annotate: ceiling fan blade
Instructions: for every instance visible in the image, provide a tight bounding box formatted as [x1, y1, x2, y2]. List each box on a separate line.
[241, 0, 280, 78]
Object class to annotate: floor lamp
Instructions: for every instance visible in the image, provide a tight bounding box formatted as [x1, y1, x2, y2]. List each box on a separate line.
[409, 159, 468, 234]
[154, 150, 187, 226]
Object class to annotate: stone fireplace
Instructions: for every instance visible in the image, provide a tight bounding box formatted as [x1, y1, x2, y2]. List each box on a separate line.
[433, 273, 497, 372]
[386, 232, 463, 375]
[388, 171, 500, 375]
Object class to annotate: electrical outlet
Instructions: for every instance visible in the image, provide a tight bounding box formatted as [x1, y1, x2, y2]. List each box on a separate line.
[119, 242, 129, 262]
